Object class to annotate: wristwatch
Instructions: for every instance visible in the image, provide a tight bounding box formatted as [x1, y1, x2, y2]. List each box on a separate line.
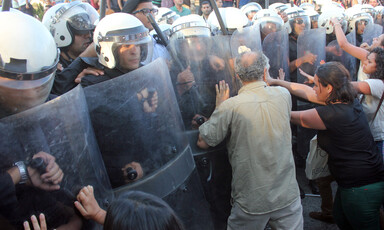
[14, 161, 29, 184]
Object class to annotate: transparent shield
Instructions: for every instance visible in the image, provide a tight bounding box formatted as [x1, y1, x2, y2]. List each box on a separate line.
[262, 30, 290, 80]
[169, 36, 236, 130]
[0, 86, 113, 229]
[230, 25, 262, 59]
[84, 58, 188, 188]
[363, 23, 383, 45]
[0, 72, 54, 118]
[297, 28, 326, 84]
[83, 58, 214, 229]
[326, 39, 343, 63]
[343, 31, 358, 81]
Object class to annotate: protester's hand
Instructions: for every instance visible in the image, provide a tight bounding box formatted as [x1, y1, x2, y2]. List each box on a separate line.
[302, 51, 317, 65]
[75, 185, 105, 223]
[122, 161, 144, 183]
[278, 68, 285, 80]
[298, 68, 314, 84]
[137, 88, 158, 113]
[215, 80, 229, 108]
[278, 11, 288, 23]
[266, 74, 277, 86]
[176, 66, 195, 95]
[208, 55, 225, 71]
[28, 152, 63, 191]
[23, 214, 47, 230]
[75, 67, 104, 83]
[330, 17, 340, 26]
[191, 114, 208, 130]
[360, 42, 370, 50]
[326, 45, 342, 56]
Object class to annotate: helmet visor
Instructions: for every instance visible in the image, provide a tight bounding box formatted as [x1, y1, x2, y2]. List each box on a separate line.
[68, 13, 95, 33]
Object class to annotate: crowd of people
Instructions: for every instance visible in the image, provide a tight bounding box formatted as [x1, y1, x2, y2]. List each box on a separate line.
[1, 0, 384, 229]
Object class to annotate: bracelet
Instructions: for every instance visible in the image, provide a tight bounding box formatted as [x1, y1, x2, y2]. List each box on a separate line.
[14, 161, 29, 184]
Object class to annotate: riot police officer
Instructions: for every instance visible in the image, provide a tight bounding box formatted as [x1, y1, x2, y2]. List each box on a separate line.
[0, 11, 78, 229]
[51, 13, 153, 94]
[42, 2, 99, 70]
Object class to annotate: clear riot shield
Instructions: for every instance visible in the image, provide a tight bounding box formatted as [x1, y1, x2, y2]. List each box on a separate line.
[168, 35, 236, 130]
[297, 28, 326, 85]
[0, 86, 113, 229]
[363, 23, 384, 45]
[295, 28, 324, 161]
[262, 30, 290, 81]
[0, 71, 55, 119]
[83, 58, 214, 230]
[212, 35, 241, 95]
[343, 31, 358, 81]
[326, 40, 343, 62]
[169, 34, 234, 229]
[230, 25, 262, 60]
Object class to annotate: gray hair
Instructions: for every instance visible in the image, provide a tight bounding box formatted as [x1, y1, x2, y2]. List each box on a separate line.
[234, 51, 269, 82]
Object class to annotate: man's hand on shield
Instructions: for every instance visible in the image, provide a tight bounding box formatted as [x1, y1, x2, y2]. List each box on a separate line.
[122, 161, 144, 183]
[137, 88, 158, 113]
[75, 185, 106, 225]
[176, 66, 195, 95]
[215, 80, 230, 108]
[302, 51, 317, 65]
[208, 55, 225, 72]
[27, 151, 63, 191]
[75, 67, 105, 83]
[191, 114, 208, 130]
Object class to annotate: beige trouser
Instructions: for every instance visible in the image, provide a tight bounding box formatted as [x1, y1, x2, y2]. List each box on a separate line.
[227, 197, 303, 230]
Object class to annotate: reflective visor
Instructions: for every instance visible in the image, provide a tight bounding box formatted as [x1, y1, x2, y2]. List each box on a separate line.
[68, 13, 95, 32]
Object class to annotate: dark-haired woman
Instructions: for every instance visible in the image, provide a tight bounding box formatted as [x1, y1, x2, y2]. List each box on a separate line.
[74, 185, 185, 230]
[268, 62, 384, 229]
[331, 17, 384, 155]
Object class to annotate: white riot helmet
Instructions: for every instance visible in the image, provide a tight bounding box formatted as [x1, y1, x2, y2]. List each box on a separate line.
[269, 2, 290, 13]
[252, 9, 284, 38]
[345, 7, 373, 33]
[360, 4, 376, 18]
[299, 2, 315, 11]
[321, 2, 345, 14]
[171, 14, 211, 39]
[375, 6, 384, 15]
[94, 13, 153, 70]
[300, 4, 320, 29]
[375, 6, 384, 23]
[285, 6, 311, 35]
[207, 7, 250, 35]
[42, 2, 99, 48]
[318, 8, 347, 34]
[156, 7, 180, 25]
[240, 2, 262, 20]
[0, 12, 59, 117]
